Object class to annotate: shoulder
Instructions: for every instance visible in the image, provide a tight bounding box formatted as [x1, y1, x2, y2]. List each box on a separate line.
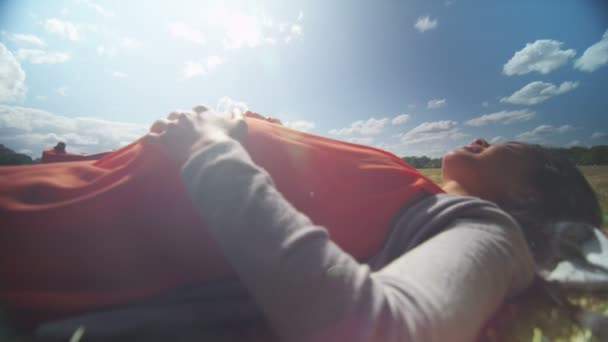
[398, 193, 522, 248]
[370, 193, 530, 270]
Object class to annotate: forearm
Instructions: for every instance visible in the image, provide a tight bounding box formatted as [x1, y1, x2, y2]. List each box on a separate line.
[181, 139, 378, 339]
[180, 139, 535, 341]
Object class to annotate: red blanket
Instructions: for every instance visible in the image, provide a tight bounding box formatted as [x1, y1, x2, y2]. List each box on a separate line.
[0, 112, 443, 323]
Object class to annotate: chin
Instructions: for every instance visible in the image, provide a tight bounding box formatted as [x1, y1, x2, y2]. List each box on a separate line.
[441, 149, 477, 185]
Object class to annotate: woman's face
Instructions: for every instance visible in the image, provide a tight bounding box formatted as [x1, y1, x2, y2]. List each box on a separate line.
[442, 139, 536, 203]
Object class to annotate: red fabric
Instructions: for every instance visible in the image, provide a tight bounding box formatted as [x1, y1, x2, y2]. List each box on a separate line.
[0, 112, 443, 323]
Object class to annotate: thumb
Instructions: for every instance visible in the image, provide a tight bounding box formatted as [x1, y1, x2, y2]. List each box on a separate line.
[139, 132, 163, 145]
[230, 119, 247, 142]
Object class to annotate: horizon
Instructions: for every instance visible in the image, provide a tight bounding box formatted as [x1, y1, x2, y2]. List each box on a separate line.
[1, 0, 607, 158]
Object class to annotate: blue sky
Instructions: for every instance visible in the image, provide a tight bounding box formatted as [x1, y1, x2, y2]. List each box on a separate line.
[1, 0, 607, 157]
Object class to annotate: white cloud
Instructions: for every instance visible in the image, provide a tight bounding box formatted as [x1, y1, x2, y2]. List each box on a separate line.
[391, 114, 410, 125]
[481, 101, 489, 108]
[0, 43, 26, 103]
[515, 124, 574, 142]
[503, 40, 576, 76]
[120, 37, 140, 49]
[182, 61, 205, 79]
[45, 18, 80, 41]
[78, 0, 115, 17]
[16, 49, 71, 64]
[414, 15, 438, 33]
[96, 45, 116, 57]
[346, 137, 374, 145]
[206, 55, 223, 69]
[0, 105, 146, 156]
[403, 120, 457, 135]
[168, 22, 205, 44]
[112, 71, 128, 78]
[35, 95, 47, 101]
[330, 117, 390, 136]
[205, 6, 302, 49]
[55, 87, 68, 96]
[574, 30, 608, 72]
[567, 140, 582, 147]
[500, 81, 579, 105]
[221, 12, 265, 49]
[216, 96, 248, 116]
[2, 32, 45, 46]
[393, 120, 468, 157]
[427, 98, 447, 109]
[465, 109, 535, 127]
[291, 24, 303, 36]
[181, 56, 223, 80]
[400, 120, 462, 145]
[490, 136, 504, 144]
[373, 142, 395, 152]
[591, 132, 607, 140]
[285, 120, 315, 132]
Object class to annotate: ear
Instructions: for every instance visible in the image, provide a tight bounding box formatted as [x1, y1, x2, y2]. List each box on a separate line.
[507, 186, 542, 207]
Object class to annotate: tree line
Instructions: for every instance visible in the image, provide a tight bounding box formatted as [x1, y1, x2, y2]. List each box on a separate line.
[402, 145, 608, 169]
[1, 144, 608, 168]
[0, 145, 36, 166]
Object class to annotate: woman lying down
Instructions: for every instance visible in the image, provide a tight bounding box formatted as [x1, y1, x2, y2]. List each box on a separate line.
[0, 105, 603, 341]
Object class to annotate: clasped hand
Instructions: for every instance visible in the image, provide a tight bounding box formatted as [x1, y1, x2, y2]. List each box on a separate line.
[143, 104, 247, 166]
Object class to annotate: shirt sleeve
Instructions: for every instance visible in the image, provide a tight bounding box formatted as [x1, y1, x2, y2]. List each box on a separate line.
[180, 138, 536, 342]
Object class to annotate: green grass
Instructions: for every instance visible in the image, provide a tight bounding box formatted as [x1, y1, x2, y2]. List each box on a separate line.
[419, 166, 608, 341]
[579, 166, 608, 225]
[418, 168, 443, 185]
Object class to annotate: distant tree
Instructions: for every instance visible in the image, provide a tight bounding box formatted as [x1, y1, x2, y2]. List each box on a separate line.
[424, 158, 442, 168]
[400, 145, 608, 168]
[544, 145, 608, 166]
[0, 144, 33, 166]
[589, 145, 608, 165]
[401, 156, 442, 169]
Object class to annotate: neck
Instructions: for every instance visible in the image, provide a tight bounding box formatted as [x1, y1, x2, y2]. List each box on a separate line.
[441, 180, 471, 196]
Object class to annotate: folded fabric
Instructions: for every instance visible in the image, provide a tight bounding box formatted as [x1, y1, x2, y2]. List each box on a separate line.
[539, 222, 608, 289]
[0, 111, 443, 324]
[537, 221, 608, 339]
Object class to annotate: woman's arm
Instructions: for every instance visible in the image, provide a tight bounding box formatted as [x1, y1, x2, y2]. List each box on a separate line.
[180, 137, 536, 342]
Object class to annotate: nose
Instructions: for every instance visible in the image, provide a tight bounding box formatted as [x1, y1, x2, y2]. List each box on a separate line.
[472, 138, 489, 148]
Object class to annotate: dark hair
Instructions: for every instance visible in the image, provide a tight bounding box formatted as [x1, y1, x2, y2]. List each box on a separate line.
[54, 141, 66, 153]
[497, 144, 602, 263]
[496, 144, 607, 337]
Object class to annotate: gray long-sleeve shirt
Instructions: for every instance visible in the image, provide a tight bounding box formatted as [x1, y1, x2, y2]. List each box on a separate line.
[180, 138, 536, 342]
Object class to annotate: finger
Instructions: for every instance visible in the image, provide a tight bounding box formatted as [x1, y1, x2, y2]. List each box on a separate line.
[167, 111, 193, 128]
[149, 119, 170, 134]
[231, 110, 244, 120]
[230, 119, 248, 141]
[140, 132, 162, 145]
[167, 111, 182, 121]
[192, 104, 210, 115]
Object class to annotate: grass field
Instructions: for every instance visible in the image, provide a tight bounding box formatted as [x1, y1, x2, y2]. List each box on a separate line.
[579, 166, 608, 226]
[419, 165, 608, 227]
[419, 166, 608, 341]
